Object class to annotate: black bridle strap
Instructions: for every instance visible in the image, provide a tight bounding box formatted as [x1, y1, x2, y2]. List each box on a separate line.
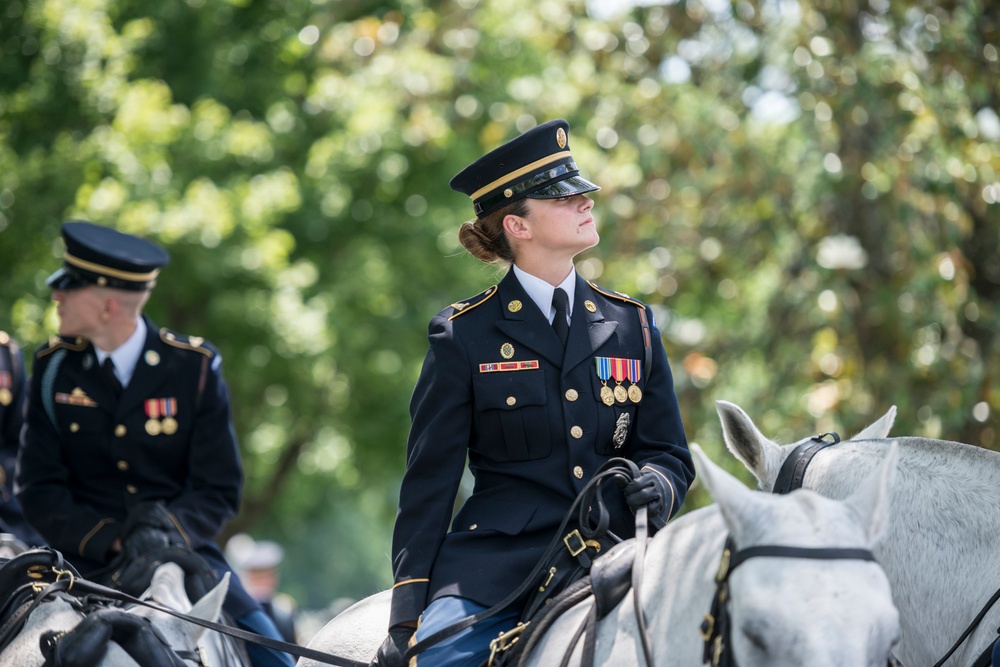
[704, 536, 878, 667]
[771, 432, 841, 495]
[729, 545, 877, 571]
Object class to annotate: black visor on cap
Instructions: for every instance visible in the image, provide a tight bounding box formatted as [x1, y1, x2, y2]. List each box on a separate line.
[526, 174, 601, 200]
[46, 266, 89, 291]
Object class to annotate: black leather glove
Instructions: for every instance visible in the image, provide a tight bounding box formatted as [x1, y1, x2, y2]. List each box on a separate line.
[370, 626, 414, 667]
[624, 468, 669, 527]
[122, 501, 186, 560]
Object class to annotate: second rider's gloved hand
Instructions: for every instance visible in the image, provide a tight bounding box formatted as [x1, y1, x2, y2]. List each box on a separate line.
[624, 468, 669, 529]
[370, 625, 415, 667]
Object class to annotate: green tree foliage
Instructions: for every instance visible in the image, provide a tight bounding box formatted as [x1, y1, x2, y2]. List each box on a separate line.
[1, 0, 996, 608]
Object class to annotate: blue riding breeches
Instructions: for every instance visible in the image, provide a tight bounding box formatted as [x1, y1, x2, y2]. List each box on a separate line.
[412, 596, 520, 667]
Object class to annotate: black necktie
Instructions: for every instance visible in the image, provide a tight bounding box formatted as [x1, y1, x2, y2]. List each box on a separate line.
[102, 357, 122, 399]
[552, 288, 570, 346]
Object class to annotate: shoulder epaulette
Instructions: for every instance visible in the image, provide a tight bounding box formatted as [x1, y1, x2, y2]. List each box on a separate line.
[36, 335, 88, 359]
[588, 281, 646, 310]
[447, 285, 499, 321]
[160, 328, 215, 358]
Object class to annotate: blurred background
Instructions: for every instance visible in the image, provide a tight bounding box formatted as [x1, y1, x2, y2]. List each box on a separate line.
[1, 0, 997, 639]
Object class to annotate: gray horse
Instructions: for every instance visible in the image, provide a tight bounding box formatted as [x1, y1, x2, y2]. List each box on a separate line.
[302, 443, 901, 666]
[718, 400, 1000, 667]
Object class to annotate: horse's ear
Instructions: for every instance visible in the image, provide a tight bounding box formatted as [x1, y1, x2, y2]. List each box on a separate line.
[850, 405, 897, 441]
[716, 401, 783, 489]
[690, 444, 765, 537]
[845, 443, 898, 544]
[189, 571, 229, 623]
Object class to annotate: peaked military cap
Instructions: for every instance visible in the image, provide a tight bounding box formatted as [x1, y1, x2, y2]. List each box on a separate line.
[47, 221, 170, 291]
[450, 119, 600, 218]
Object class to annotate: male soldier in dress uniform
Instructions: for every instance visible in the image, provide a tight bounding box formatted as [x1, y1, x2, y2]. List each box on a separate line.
[16, 221, 294, 667]
[374, 120, 695, 666]
[0, 331, 45, 548]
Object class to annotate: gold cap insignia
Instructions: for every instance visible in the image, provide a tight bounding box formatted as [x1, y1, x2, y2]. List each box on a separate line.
[556, 127, 567, 149]
[500, 343, 515, 359]
[507, 300, 522, 313]
[504, 188, 514, 198]
[145, 350, 160, 366]
[584, 300, 597, 313]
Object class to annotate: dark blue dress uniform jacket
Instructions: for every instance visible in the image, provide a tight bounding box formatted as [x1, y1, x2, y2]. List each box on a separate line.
[388, 271, 695, 627]
[16, 316, 242, 577]
[0, 333, 44, 545]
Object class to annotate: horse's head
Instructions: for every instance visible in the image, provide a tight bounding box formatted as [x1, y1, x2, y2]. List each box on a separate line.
[715, 400, 897, 490]
[691, 443, 901, 666]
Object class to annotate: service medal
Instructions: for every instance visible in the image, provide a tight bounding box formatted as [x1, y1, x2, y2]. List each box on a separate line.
[600, 385, 615, 406]
[146, 419, 162, 436]
[161, 417, 178, 435]
[624, 358, 643, 404]
[628, 384, 643, 403]
[613, 385, 628, 403]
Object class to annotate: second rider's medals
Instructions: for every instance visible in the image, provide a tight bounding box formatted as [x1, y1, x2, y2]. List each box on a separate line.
[625, 358, 643, 403]
[161, 417, 178, 435]
[146, 418, 162, 436]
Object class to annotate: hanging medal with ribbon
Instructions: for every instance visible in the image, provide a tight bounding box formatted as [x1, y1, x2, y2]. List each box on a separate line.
[595, 357, 615, 406]
[626, 358, 643, 403]
[610, 358, 629, 404]
[0, 371, 11, 407]
[144, 398, 162, 435]
[161, 398, 178, 435]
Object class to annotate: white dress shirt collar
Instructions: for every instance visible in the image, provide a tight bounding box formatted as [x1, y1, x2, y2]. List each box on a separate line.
[512, 265, 576, 324]
[94, 317, 146, 388]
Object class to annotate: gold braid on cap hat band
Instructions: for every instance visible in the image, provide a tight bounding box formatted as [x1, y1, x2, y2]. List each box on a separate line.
[64, 252, 161, 282]
[470, 151, 573, 201]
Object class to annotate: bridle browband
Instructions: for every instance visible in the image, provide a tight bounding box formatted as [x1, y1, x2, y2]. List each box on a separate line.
[701, 535, 878, 667]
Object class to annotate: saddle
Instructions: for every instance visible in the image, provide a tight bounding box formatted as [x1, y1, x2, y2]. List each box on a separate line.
[497, 540, 638, 667]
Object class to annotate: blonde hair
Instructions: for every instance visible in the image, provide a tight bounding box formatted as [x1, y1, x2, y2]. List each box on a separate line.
[457, 199, 528, 266]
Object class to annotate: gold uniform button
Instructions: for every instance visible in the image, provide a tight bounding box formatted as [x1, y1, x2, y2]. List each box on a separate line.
[117, 460, 129, 472]
[470, 524, 478, 530]
[573, 466, 584, 479]
[565, 389, 579, 402]
[115, 425, 127, 437]
[126, 484, 138, 494]
[570, 426, 583, 439]
[506, 396, 516, 406]
[70, 423, 80, 432]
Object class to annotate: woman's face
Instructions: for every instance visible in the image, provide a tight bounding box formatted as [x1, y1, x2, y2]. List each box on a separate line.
[522, 194, 599, 258]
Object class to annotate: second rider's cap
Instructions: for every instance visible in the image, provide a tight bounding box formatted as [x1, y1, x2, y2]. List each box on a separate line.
[47, 221, 170, 291]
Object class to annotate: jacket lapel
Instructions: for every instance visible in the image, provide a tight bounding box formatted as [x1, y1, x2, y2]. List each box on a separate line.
[493, 272, 566, 368]
[117, 316, 167, 417]
[564, 276, 617, 374]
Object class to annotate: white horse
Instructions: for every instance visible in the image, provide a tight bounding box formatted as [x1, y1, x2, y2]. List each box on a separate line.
[0, 561, 236, 666]
[301, 443, 900, 666]
[128, 562, 245, 666]
[717, 400, 1000, 667]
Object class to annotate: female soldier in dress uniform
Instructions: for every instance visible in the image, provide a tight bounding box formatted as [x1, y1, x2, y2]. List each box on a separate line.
[17, 221, 294, 667]
[374, 119, 695, 666]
